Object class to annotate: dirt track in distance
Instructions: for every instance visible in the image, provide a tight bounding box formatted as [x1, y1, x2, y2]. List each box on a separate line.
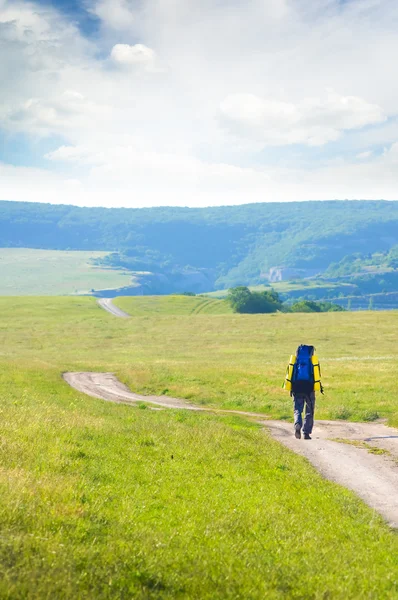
[97, 298, 130, 318]
[64, 371, 398, 528]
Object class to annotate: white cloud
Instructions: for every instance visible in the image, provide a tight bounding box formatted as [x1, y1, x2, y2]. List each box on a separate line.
[219, 92, 385, 146]
[46, 143, 269, 195]
[64, 178, 83, 188]
[110, 43, 156, 68]
[356, 151, 373, 160]
[1, 0, 398, 206]
[4, 139, 398, 208]
[2, 91, 111, 136]
[92, 0, 136, 32]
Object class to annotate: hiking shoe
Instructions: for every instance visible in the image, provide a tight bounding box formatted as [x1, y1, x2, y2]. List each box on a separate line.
[304, 433, 312, 440]
[294, 425, 301, 439]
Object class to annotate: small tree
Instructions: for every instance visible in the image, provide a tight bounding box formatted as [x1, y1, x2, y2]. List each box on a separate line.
[227, 286, 252, 313]
[227, 286, 282, 314]
[290, 300, 321, 313]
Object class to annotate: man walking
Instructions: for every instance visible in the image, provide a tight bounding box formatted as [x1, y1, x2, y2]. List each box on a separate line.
[284, 345, 323, 440]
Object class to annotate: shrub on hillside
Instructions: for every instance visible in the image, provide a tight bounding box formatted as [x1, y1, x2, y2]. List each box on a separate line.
[290, 300, 321, 313]
[290, 300, 345, 313]
[227, 286, 282, 314]
[319, 301, 345, 312]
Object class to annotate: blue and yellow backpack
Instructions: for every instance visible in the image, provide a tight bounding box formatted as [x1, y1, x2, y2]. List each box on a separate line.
[284, 344, 323, 394]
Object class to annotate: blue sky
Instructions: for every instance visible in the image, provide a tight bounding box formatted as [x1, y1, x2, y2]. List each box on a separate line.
[36, 0, 101, 34]
[1, 0, 398, 207]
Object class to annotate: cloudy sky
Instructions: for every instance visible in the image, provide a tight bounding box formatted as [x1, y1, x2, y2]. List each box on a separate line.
[1, 0, 398, 207]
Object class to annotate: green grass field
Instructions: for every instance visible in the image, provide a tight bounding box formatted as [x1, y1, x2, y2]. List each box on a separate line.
[114, 295, 232, 315]
[0, 296, 398, 598]
[0, 248, 135, 295]
[111, 295, 397, 424]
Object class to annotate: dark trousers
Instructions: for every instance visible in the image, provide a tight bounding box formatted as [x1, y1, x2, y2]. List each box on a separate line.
[293, 392, 316, 434]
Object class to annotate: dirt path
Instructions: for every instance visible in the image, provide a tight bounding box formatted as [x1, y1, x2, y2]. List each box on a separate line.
[266, 420, 398, 528]
[63, 372, 275, 418]
[97, 298, 130, 318]
[64, 372, 398, 528]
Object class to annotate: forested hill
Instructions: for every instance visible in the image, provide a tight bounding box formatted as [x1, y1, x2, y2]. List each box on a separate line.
[0, 199, 397, 292]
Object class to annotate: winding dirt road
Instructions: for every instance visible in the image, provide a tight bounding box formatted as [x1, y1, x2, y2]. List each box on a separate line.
[64, 371, 398, 528]
[63, 372, 276, 417]
[97, 298, 130, 318]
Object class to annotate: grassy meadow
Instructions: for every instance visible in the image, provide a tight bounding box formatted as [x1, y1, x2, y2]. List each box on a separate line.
[115, 295, 232, 315]
[114, 295, 397, 423]
[0, 249, 135, 295]
[0, 295, 398, 598]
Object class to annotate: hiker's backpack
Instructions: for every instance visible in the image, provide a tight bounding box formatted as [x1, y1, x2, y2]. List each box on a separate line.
[292, 345, 314, 394]
[284, 345, 323, 394]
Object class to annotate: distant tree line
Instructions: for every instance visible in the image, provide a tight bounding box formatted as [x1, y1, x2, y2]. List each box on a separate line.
[227, 287, 344, 314]
[0, 200, 397, 293]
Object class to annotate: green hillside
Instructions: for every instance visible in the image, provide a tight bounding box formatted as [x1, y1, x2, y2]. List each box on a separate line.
[0, 248, 136, 295]
[1, 200, 397, 294]
[325, 245, 398, 277]
[114, 295, 232, 315]
[0, 297, 398, 597]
